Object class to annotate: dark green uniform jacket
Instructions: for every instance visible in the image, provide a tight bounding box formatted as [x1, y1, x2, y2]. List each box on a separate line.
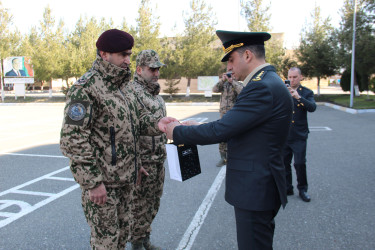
[173, 65, 293, 211]
[288, 85, 316, 140]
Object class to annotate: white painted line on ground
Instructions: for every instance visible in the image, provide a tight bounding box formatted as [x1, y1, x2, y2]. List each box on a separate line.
[0, 166, 79, 228]
[46, 176, 75, 182]
[181, 117, 209, 123]
[0, 211, 15, 217]
[177, 165, 226, 250]
[0, 184, 79, 228]
[0, 166, 70, 197]
[0, 152, 66, 158]
[309, 126, 332, 131]
[11, 190, 55, 197]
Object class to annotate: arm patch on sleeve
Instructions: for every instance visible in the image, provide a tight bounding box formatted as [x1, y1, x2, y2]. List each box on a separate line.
[66, 100, 91, 126]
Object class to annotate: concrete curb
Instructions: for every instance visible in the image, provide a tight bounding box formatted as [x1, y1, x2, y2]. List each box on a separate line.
[319, 102, 375, 114]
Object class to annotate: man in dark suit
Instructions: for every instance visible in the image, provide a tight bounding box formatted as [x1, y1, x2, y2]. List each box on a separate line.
[5, 58, 26, 76]
[165, 30, 293, 250]
[284, 67, 316, 202]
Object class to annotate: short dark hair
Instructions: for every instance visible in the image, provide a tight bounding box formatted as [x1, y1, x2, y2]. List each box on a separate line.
[236, 45, 265, 59]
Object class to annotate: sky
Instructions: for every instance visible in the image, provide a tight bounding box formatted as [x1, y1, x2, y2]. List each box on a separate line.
[2, 0, 345, 49]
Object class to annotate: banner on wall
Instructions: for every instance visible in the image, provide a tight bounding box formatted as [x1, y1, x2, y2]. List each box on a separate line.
[197, 76, 219, 91]
[197, 76, 219, 97]
[3, 56, 34, 77]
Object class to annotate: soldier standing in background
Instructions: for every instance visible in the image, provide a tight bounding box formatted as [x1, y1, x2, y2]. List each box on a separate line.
[60, 29, 175, 249]
[212, 72, 243, 167]
[129, 50, 167, 250]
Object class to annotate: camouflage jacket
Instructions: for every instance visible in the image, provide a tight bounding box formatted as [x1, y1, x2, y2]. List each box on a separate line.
[129, 72, 167, 164]
[212, 79, 244, 116]
[60, 55, 162, 190]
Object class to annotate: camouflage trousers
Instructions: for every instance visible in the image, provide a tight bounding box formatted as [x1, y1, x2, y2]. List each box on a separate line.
[81, 185, 132, 250]
[130, 162, 165, 242]
[219, 142, 227, 155]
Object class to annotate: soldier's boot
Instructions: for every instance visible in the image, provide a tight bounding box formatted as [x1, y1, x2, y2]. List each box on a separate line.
[143, 235, 162, 250]
[131, 240, 144, 250]
[216, 152, 227, 167]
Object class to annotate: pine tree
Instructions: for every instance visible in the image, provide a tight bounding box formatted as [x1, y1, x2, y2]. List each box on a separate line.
[296, 5, 338, 95]
[240, 0, 286, 75]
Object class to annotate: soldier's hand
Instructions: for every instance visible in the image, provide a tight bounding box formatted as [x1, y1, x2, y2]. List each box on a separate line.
[158, 117, 179, 133]
[137, 167, 149, 186]
[89, 183, 107, 205]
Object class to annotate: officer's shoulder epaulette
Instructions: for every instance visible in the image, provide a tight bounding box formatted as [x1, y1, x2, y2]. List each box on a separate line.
[73, 70, 96, 87]
[251, 69, 269, 82]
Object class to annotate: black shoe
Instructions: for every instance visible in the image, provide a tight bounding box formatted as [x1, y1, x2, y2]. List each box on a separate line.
[287, 189, 294, 196]
[299, 191, 311, 202]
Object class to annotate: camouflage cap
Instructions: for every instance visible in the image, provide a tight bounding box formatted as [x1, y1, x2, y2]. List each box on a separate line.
[136, 50, 165, 68]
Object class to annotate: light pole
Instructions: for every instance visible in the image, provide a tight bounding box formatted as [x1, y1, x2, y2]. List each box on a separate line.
[1, 59, 5, 102]
[350, 0, 357, 108]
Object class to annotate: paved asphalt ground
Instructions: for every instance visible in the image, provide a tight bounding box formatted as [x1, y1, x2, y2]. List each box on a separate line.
[0, 103, 374, 250]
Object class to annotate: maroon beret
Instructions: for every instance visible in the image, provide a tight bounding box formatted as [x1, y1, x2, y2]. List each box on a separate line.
[96, 29, 134, 53]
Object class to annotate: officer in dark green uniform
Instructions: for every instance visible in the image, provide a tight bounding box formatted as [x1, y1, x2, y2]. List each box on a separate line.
[284, 67, 316, 202]
[164, 30, 293, 250]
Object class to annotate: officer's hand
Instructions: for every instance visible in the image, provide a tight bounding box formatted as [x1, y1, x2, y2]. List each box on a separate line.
[89, 183, 107, 205]
[158, 117, 179, 133]
[137, 167, 149, 186]
[166, 121, 181, 140]
[288, 87, 301, 100]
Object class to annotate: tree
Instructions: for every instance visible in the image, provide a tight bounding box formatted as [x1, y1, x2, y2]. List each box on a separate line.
[0, 1, 11, 60]
[240, 0, 286, 75]
[67, 16, 109, 78]
[340, 69, 361, 91]
[0, 1, 21, 59]
[181, 0, 222, 97]
[130, 0, 162, 73]
[241, 0, 271, 32]
[164, 79, 181, 98]
[0, 0, 22, 94]
[334, 0, 375, 93]
[25, 6, 67, 90]
[296, 5, 338, 95]
[279, 56, 298, 80]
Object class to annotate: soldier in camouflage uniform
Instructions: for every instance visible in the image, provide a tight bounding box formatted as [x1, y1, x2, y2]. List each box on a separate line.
[212, 73, 244, 167]
[60, 29, 175, 250]
[129, 50, 167, 250]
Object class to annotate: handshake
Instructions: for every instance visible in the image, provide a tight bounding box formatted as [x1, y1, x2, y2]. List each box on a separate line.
[158, 117, 200, 140]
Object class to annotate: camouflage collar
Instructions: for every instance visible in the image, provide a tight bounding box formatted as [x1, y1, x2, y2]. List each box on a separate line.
[92, 55, 132, 87]
[133, 72, 160, 95]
